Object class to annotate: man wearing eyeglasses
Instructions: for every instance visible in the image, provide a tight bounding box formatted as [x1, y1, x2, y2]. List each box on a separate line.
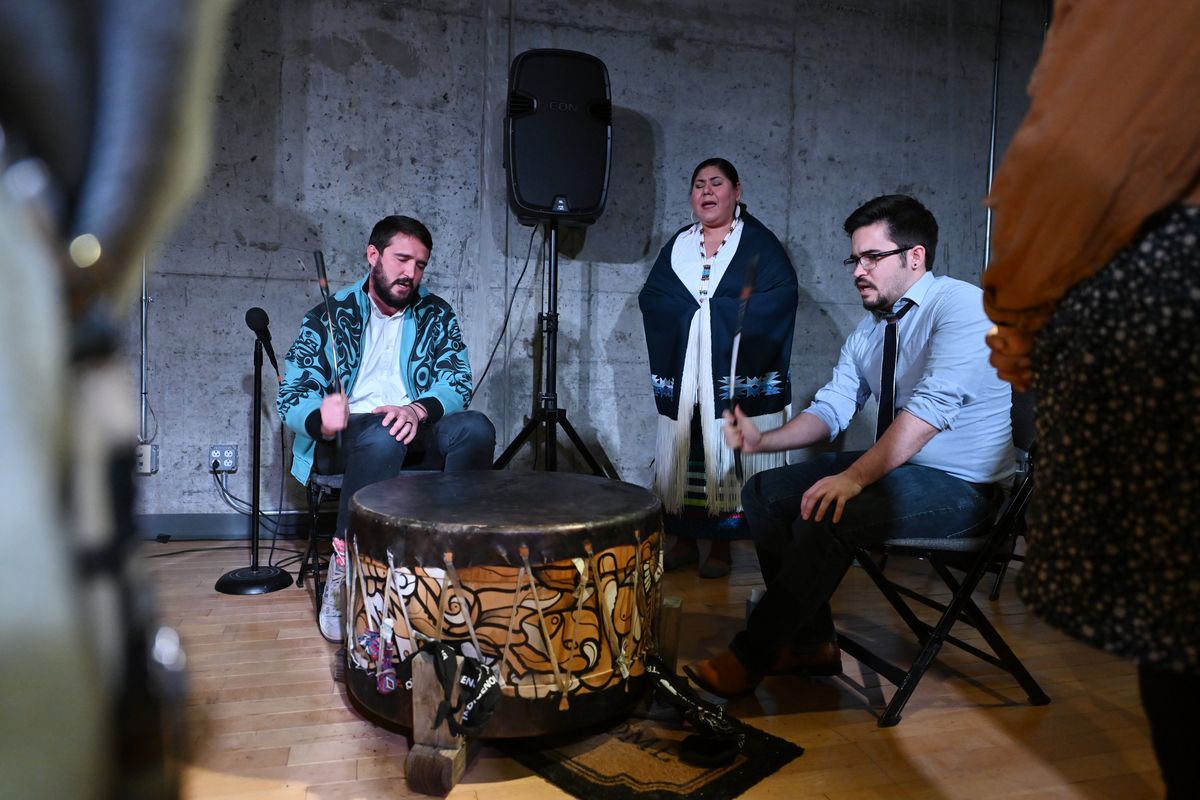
[684, 194, 1013, 698]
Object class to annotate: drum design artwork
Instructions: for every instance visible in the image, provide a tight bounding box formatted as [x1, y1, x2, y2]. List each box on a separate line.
[345, 471, 663, 738]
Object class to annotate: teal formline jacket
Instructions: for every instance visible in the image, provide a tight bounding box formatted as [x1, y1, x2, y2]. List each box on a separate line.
[277, 277, 474, 484]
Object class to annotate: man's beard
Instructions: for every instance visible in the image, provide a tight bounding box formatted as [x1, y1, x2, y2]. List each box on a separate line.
[857, 278, 892, 314]
[370, 262, 416, 310]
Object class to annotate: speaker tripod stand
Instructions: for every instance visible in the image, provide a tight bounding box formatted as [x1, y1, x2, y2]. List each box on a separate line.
[493, 220, 618, 479]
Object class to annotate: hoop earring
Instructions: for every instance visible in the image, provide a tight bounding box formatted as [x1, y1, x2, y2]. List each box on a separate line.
[734, 203, 742, 220]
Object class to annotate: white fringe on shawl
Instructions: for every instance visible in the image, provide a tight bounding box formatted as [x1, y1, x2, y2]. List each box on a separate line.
[652, 304, 789, 515]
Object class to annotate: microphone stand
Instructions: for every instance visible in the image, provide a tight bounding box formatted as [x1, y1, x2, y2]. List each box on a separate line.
[216, 338, 293, 594]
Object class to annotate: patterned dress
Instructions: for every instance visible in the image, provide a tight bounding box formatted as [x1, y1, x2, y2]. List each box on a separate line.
[1019, 204, 1200, 673]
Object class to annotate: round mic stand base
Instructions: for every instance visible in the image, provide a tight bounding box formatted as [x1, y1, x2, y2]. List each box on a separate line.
[215, 565, 293, 595]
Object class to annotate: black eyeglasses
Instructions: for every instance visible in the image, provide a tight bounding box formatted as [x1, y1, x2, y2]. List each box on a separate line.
[842, 246, 912, 271]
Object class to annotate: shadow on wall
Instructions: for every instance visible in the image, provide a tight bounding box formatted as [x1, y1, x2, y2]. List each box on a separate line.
[556, 107, 657, 263]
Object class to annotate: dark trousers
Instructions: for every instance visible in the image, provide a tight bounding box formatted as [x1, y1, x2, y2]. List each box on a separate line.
[1139, 664, 1200, 799]
[733, 451, 999, 673]
[317, 410, 495, 537]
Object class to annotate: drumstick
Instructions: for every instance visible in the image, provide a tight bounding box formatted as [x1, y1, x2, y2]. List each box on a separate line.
[728, 255, 759, 481]
[311, 251, 344, 449]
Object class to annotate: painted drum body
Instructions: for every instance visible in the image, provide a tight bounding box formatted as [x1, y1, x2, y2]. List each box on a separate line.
[345, 471, 663, 738]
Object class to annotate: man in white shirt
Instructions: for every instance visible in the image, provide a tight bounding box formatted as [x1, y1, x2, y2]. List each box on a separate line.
[278, 215, 494, 641]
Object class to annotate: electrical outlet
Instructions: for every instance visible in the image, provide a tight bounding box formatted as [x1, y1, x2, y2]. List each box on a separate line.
[209, 444, 238, 473]
[136, 444, 159, 475]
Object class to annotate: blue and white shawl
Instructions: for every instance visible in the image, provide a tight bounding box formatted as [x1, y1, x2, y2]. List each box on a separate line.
[638, 212, 798, 513]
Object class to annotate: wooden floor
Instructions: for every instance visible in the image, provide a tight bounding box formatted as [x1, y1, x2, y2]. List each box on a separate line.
[150, 539, 1164, 799]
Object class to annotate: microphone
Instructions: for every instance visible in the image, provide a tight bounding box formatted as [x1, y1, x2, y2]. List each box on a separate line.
[245, 306, 280, 376]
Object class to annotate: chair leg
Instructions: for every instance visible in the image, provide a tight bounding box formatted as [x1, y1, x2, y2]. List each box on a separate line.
[850, 544, 1050, 727]
[302, 483, 327, 611]
[297, 483, 314, 589]
[988, 532, 1020, 601]
[855, 550, 931, 643]
[942, 567, 1050, 706]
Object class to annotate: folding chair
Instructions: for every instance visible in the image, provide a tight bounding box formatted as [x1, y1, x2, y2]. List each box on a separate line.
[837, 443, 1051, 727]
[987, 389, 1036, 601]
[296, 471, 343, 606]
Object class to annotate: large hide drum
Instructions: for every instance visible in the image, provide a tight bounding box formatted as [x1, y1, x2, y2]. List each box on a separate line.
[345, 471, 663, 738]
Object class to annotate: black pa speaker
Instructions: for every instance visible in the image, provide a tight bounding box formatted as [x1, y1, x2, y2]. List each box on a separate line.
[505, 49, 611, 226]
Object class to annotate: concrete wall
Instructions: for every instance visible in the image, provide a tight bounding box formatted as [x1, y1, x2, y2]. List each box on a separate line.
[129, 0, 1046, 534]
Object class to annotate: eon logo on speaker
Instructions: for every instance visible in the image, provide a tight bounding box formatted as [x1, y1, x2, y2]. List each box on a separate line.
[547, 100, 579, 112]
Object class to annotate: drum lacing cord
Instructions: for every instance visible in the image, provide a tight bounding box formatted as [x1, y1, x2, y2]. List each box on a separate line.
[520, 545, 572, 710]
[377, 552, 397, 673]
[585, 541, 629, 683]
[630, 530, 646, 660]
[387, 551, 419, 656]
[498, 565, 525, 690]
[347, 537, 362, 667]
[351, 535, 379, 670]
[434, 566, 451, 643]
[441, 552, 488, 667]
[568, 557, 589, 687]
[388, 551, 422, 657]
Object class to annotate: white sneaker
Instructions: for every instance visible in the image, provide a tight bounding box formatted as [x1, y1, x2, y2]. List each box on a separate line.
[319, 551, 345, 643]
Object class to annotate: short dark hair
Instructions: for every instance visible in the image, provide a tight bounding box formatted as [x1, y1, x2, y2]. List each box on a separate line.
[842, 195, 938, 271]
[690, 157, 740, 186]
[368, 215, 433, 254]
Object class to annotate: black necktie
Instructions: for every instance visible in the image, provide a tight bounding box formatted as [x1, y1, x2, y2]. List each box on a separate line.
[876, 300, 915, 441]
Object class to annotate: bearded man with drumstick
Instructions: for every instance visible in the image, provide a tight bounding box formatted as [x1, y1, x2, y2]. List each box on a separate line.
[278, 215, 495, 642]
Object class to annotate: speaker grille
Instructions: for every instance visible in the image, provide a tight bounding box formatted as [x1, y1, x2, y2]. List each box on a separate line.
[507, 91, 536, 118]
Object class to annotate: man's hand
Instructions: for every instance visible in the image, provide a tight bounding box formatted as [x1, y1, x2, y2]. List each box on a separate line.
[800, 472, 863, 524]
[985, 325, 1035, 392]
[722, 406, 763, 452]
[320, 393, 349, 438]
[375, 403, 427, 444]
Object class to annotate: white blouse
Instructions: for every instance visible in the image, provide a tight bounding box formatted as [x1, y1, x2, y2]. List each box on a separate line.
[669, 219, 744, 304]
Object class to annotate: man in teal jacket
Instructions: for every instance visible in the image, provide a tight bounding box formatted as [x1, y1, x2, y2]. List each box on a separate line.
[278, 215, 495, 641]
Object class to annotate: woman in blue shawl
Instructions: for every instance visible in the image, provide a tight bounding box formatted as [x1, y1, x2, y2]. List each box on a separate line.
[638, 158, 798, 577]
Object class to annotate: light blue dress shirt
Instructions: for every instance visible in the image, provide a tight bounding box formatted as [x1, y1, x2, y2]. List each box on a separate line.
[803, 272, 1014, 484]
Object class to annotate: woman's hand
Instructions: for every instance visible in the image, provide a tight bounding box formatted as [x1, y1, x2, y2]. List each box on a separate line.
[986, 325, 1036, 392]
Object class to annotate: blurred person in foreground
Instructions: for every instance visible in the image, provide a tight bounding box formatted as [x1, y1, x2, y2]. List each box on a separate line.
[983, 2, 1200, 796]
[0, 1, 236, 797]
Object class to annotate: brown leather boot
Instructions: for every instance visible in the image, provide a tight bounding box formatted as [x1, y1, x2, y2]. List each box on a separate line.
[683, 650, 762, 699]
[699, 539, 731, 579]
[768, 640, 843, 677]
[664, 538, 700, 571]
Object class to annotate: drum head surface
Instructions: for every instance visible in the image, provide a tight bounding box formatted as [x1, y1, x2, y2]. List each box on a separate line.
[350, 472, 662, 568]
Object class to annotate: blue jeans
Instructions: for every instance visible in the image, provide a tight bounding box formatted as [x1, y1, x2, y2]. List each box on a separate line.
[317, 410, 496, 537]
[732, 451, 999, 673]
